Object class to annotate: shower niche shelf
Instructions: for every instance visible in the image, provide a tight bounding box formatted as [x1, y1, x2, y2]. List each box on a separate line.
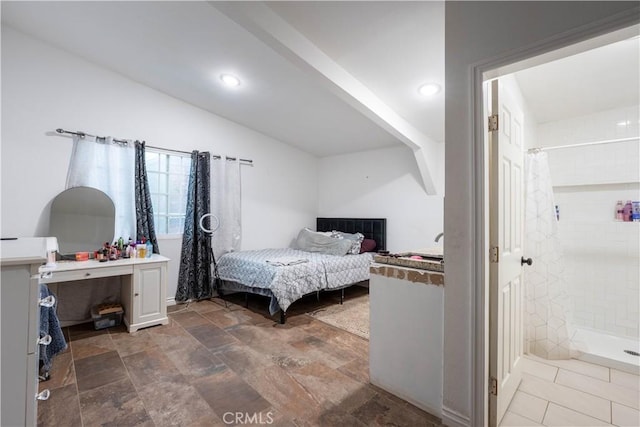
[552, 181, 640, 188]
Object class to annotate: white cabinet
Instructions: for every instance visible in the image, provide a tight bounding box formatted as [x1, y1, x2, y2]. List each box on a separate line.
[369, 263, 444, 418]
[128, 261, 168, 332]
[1, 238, 51, 427]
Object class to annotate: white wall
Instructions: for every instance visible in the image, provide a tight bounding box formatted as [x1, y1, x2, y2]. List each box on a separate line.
[539, 105, 640, 339]
[318, 145, 444, 253]
[1, 27, 319, 301]
[444, 2, 639, 426]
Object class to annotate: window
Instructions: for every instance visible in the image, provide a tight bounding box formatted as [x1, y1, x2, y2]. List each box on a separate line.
[145, 149, 191, 235]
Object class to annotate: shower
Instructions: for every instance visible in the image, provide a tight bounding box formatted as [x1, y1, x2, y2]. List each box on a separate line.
[524, 131, 640, 373]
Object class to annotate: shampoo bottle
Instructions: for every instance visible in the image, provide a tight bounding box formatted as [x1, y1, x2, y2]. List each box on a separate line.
[632, 201, 640, 222]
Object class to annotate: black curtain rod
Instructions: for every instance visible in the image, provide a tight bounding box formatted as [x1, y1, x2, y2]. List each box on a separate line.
[56, 128, 129, 145]
[147, 145, 253, 163]
[55, 128, 253, 164]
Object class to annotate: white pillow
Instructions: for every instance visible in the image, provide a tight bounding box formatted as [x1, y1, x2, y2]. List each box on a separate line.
[331, 231, 365, 255]
[293, 228, 352, 256]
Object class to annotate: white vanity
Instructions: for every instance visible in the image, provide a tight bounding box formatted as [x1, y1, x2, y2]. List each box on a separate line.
[41, 186, 169, 332]
[41, 255, 170, 332]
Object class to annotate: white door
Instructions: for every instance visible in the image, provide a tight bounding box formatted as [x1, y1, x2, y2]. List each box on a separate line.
[489, 79, 526, 426]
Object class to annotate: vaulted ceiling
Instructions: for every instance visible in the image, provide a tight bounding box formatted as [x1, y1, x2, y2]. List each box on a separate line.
[2, 1, 638, 193]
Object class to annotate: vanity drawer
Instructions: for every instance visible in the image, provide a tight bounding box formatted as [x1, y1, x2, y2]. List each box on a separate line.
[42, 265, 133, 283]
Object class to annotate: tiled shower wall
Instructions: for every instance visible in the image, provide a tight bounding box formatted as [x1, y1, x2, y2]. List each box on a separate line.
[538, 105, 640, 339]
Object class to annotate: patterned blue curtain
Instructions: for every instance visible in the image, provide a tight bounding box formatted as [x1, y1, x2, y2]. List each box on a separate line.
[134, 141, 159, 253]
[176, 151, 212, 302]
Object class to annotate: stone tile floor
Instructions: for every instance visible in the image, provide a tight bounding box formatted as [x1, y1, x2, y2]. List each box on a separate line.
[38, 287, 443, 426]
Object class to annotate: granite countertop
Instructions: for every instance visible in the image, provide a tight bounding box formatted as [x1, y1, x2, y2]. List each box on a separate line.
[370, 263, 444, 287]
[372, 246, 444, 273]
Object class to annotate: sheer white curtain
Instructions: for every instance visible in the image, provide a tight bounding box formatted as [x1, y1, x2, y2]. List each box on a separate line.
[210, 157, 241, 259]
[524, 151, 576, 359]
[66, 135, 135, 241]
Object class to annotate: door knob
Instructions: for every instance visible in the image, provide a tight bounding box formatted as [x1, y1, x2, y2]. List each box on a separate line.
[521, 257, 533, 266]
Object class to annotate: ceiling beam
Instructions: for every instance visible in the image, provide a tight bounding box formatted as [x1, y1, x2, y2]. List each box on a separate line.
[212, 1, 442, 195]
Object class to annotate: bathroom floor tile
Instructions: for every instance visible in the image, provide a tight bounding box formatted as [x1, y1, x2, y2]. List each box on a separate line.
[555, 368, 639, 409]
[506, 391, 548, 424]
[612, 402, 640, 427]
[521, 356, 559, 382]
[527, 354, 610, 381]
[500, 355, 639, 427]
[610, 368, 640, 391]
[542, 402, 612, 426]
[501, 411, 544, 426]
[519, 372, 611, 422]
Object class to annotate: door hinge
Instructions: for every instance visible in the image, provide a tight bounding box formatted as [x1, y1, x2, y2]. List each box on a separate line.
[490, 246, 499, 263]
[488, 114, 499, 132]
[490, 376, 498, 396]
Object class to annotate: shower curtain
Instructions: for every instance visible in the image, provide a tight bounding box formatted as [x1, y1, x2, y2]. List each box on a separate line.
[524, 151, 576, 359]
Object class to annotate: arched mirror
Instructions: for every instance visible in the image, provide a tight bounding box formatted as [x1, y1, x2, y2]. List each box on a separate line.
[49, 186, 115, 255]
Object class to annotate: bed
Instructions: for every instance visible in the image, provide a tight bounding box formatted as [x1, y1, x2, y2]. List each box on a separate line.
[216, 217, 386, 323]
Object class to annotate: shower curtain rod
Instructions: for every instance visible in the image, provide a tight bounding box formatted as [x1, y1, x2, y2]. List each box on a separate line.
[528, 136, 638, 153]
[55, 128, 253, 164]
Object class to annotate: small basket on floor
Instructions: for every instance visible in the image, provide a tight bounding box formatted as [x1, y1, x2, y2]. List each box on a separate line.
[91, 303, 123, 330]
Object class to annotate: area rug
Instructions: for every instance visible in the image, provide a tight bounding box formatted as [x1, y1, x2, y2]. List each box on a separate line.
[307, 293, 370, 340]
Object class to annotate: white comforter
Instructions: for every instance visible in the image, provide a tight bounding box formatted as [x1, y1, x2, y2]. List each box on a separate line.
[217, 248, 373, 312]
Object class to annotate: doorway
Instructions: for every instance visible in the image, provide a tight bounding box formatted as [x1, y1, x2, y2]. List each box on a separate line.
[483, 25, 640, 427]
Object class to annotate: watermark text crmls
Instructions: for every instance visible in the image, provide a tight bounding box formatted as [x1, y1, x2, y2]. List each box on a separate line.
[222, 411, 274, 425]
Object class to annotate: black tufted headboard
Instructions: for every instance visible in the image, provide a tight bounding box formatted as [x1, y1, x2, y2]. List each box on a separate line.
[316, 218, 386, 251]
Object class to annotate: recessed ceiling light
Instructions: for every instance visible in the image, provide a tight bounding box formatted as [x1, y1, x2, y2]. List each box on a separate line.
[220, 74, 241, 87]
[418, 83, 441, 96]
[616, 120, 630, 126]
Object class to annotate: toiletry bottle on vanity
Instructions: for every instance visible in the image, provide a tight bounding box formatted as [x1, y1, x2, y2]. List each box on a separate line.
[145, 238, 153, 258]
[615, 200, 624, 221]
[137, 239, 146, 258]
[632, 201, 640, 222]
[623, 200, 633, 221]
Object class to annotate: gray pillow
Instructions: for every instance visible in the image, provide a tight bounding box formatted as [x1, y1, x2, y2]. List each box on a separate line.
[331, 231, 365, 255]
[294, 228, 352, 256]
